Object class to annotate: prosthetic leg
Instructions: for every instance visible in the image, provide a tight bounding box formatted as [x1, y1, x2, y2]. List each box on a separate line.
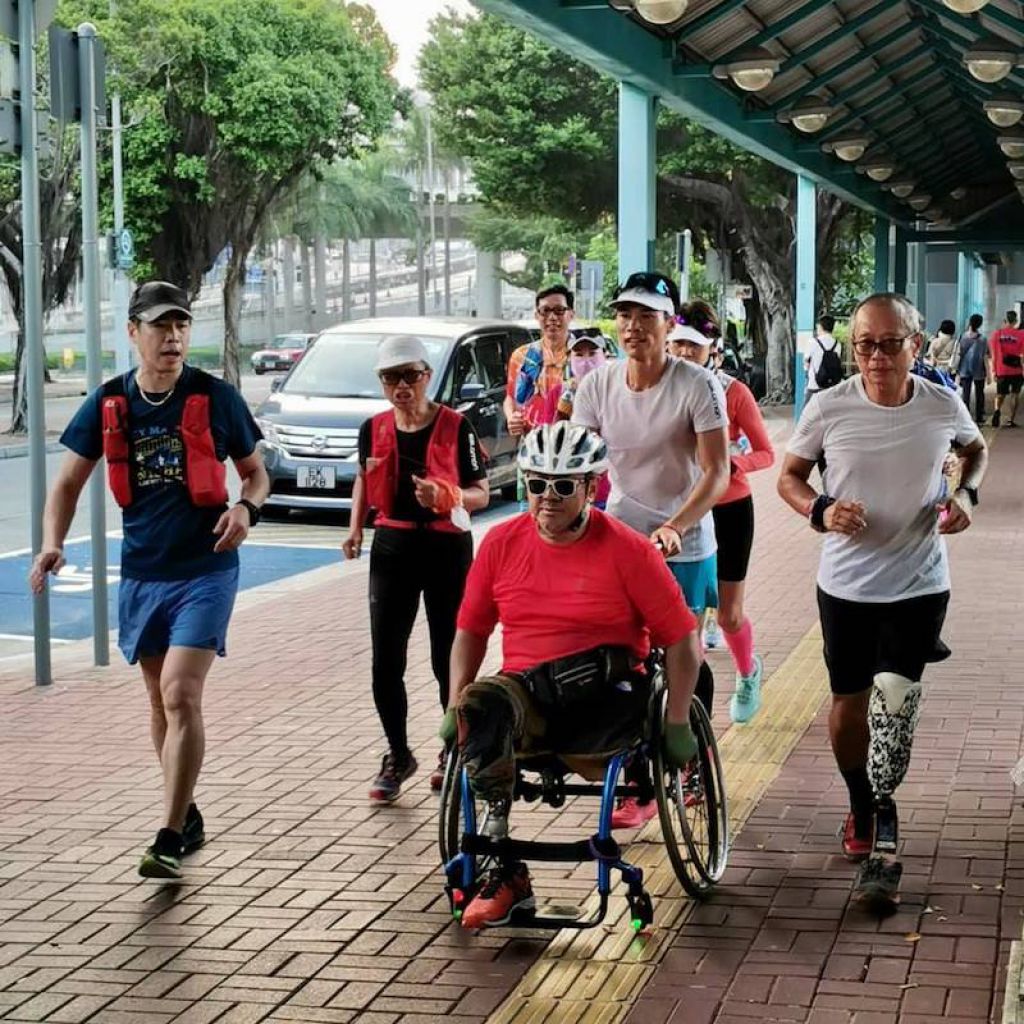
[858, 672, 922, 911]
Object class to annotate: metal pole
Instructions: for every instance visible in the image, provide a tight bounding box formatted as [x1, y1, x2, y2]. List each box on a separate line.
[424, 105, 438, 312]
[679, 228, 692, 304]
[78, 22, 109, 666]
[21, 0, 52, 685]
[110, 92, 130, 372]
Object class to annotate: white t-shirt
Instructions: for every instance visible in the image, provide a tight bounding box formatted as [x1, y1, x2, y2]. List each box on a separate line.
[805, 333, 840, 393]
[572, 357, 728, 562]
[787, 375, 981, 602]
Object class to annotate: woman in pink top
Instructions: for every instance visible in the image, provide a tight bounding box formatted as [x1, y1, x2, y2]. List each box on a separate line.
[670, 302, 774, 724]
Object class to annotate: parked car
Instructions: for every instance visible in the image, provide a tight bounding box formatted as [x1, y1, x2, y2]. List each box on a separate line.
[254, 317, 531, 513]
[250, 333, 316, 374]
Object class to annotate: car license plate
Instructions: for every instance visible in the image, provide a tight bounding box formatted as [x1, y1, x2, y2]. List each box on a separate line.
[297, 465, 336, 489]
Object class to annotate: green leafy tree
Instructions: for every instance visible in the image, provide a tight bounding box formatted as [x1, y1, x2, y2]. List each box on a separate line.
[60, 0, 400, 385]
[420, 11, 860, 401]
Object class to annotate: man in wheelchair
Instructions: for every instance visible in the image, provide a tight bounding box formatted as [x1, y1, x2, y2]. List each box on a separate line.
[439, 422, 703, 928]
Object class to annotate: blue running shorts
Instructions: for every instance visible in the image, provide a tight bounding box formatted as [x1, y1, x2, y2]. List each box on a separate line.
[669, 554, 719, 617]
[118, 566, 240, 664]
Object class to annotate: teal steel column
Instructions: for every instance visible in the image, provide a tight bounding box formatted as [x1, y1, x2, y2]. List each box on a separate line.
[956, 251, 971, 329]
[794, 174, 816, 417]
[873, 218, 890, 293]
[914, 225, 928, 330]
[617, 82, 657, 277]
[893, 227, 909, 294]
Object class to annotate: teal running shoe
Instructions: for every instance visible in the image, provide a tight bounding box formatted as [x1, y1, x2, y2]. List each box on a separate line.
[729, 654, 763, 724]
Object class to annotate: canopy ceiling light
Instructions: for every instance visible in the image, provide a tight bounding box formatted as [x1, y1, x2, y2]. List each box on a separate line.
[1017, 182, 1024, 196]
[964, 38, 1020, 83]
[777, 96, 832, 134]
[984, 94, 1024, 127]
[907, 193, 932, 210]
[633, 0, 688, 25]
[712, 47, 781, 92]
[923, 207, 945, 220]
[858, 156, 896, 182]
[822, 131, 871, 162]
[883, 178, 917, 198]
[998, 132, 1024, 158]
[1009, 161, 1024, 180]
[949, 187, 968, 200]
[942, 0, 989, 12]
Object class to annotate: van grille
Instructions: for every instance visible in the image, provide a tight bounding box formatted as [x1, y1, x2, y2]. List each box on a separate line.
[275, 424, 359, 459]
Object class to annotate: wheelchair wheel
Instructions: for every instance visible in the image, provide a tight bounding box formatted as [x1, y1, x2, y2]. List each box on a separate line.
[437, 748, 497, 877]
[653, 694, 729, 898]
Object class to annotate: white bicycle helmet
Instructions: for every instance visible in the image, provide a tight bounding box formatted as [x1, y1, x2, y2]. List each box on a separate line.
[517, 422, 609, 477]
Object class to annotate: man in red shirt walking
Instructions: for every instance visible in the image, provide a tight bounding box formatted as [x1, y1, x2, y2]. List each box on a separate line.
[989, 310, 1024, 428]
[439, 422, 702, 928]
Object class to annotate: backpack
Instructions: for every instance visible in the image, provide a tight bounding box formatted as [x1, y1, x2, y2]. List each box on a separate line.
[911, 358, 957, 391]
[814, 338, 843, 390]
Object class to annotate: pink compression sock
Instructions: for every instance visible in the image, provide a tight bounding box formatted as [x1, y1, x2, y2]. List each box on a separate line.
[722, 618, 755, 677]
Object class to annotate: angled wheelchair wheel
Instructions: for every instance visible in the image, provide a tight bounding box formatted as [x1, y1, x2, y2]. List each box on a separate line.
[437, 747, 497, 877]
[652, 693, 729, 898]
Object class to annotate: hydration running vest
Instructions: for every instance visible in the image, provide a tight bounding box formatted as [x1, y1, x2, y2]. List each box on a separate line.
[364, 405, 463, 532]
[100, 368, 228, 509]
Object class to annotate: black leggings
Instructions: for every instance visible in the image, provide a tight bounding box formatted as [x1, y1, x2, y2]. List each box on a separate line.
[961, 377, 985, 422]
[369, 526, 473, 758]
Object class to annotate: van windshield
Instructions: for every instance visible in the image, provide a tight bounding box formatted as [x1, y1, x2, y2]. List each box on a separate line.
[282, 333, 452, 398]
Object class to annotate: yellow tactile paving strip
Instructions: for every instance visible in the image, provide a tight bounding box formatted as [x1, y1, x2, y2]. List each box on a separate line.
[487, 625, 830, 1024]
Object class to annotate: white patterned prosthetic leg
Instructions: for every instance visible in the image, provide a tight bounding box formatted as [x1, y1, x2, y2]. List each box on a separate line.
[867, 673, 922, 800]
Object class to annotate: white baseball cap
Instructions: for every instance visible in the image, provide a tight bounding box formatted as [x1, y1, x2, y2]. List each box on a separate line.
[668, 324, 711, 346]
[609, 287, 676, 316]
[374, 335, 430, 371]
[570, 332, 608, 351]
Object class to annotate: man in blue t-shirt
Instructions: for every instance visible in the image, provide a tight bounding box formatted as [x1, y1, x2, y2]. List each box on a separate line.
[29, 281, 268, 881]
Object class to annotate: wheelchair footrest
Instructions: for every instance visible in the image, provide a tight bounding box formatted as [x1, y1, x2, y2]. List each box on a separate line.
[461, 833, 621, 864]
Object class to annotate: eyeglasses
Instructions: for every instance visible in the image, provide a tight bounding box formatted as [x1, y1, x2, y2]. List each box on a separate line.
[852, 335, 915, 357]
[379, 368, 428, 386]
[537, 305, 570, 318]
[525, 476, 582, 498]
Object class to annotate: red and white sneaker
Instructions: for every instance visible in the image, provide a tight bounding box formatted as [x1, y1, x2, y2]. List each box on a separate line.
[841, 812, 873, 862]
[461, 862, 534, 929]
[611, 797, 659, 830]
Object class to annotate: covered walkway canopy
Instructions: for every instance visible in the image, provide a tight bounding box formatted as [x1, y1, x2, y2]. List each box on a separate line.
[475, 0, 1024, 403]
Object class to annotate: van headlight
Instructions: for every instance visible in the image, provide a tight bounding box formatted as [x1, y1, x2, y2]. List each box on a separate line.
[256, 418, 282, 447]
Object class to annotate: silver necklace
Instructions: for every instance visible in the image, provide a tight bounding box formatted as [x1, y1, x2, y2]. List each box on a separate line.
[136, 374, 178, 408]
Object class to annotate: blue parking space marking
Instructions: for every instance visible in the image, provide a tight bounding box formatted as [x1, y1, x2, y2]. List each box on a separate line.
[0, 538, 338, 642]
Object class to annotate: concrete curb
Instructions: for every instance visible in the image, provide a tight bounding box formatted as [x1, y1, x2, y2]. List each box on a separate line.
[0, 440, 64, 460]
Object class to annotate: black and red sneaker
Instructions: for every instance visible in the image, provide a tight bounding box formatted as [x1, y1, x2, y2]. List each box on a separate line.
[461, 862, 534, 929]
[841, 812, 873, 862]
[369, 753, 417, 804]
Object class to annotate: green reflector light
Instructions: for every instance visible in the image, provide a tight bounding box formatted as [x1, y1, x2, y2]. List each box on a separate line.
[631, 918, 642, 931]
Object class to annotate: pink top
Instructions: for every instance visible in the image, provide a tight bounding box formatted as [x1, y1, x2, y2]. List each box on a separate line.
[718, 375, 774, 506]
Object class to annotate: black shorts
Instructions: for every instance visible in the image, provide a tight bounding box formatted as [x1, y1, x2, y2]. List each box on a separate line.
[712, 496, 754, 583]
[816, 587, 950, 696]
[996, 375, 1023, 395]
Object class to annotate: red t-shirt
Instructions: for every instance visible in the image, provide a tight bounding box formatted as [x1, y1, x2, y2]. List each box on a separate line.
[457, 509, 697, 672]
[989, 327, 1024, 377]
[719, 375, 775, 506]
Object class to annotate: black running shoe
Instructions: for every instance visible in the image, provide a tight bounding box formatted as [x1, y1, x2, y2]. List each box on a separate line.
[138, 828, 183, 880]
[369, 752, 418, 803]
[854, 855, 902, 912]
[182, 804, 205, 855]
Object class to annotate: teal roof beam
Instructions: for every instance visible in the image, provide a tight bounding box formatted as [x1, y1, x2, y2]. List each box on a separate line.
[714, 0, 836, 65]
[817, 63, 941, 138]
[767, 22, 918, 112]
[777, 1, 893, 75]
[820, 45, 931, 110]
[672, 0, 747, 40]
[911, 0, 1024, 44]
[558, 0, 608, 7]
[475, 0, 907, 221]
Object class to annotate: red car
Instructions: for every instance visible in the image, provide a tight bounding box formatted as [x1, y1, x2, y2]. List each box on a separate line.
[251, 333, 316, 374]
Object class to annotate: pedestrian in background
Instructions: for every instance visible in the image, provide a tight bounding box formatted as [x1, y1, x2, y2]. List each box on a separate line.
[955, 314, 991, 425]
[926, 320, 958, 373]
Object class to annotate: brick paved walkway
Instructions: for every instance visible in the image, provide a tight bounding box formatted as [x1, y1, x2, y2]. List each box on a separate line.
[0, 420, 1021, 1024]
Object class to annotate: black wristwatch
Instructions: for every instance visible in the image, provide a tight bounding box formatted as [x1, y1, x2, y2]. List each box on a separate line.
[236, 499, 261, 526]
[956, 486, 979, 507]
[809, 493, 836, 533]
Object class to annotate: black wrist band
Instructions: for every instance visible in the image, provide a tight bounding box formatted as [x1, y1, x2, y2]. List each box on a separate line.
[236, 498, 261, 526]
[810, 494, 835, 533]
[956, 486, 978, 507]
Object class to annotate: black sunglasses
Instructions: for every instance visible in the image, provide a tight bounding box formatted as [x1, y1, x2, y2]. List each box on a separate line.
[525, 477, 581, 498]
[616, 272, 674, 300]
[379, 368, 428, 386]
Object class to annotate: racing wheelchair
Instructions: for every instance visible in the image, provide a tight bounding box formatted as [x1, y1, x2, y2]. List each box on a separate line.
[438, 656, 728, 931]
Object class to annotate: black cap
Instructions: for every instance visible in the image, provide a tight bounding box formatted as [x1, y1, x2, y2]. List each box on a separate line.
[129, 281, 192, 323]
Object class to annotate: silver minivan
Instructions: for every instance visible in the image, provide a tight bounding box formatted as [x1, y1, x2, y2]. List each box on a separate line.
[254, 317, 531, 512]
